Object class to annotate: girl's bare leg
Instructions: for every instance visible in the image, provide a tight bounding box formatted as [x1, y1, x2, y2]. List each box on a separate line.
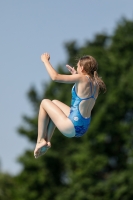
[46, 119, 55, 146]
[45, 99, 71, 144]
[34, 104, 50, 157]
[34, 99, 75, 158]
[35, 119, 55, 158]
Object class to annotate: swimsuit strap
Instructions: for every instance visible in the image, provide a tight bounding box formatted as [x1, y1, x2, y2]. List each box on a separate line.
[85, 76, 97, 100]
[90, 82, 96, 100]
[90, 80, 93, 95]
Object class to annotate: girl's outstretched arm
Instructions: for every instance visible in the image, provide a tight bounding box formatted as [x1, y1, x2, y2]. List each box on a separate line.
[41, 53, 58, 80]
[41, 53, 82, 84]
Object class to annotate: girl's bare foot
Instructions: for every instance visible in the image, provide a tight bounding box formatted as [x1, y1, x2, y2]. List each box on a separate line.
[34, 139, 47, 157]
[47, 141, 51, 148]
[34, 143, 51, 159]
[35, 145, 50, 159]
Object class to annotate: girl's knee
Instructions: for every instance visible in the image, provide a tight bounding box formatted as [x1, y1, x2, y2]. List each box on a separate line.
[52, 99, 58, 104]
[41, 99, 51, 107]
[40, 99, 45, 106]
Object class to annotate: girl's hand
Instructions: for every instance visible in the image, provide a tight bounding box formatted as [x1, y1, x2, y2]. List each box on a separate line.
[41, 53, 50, 63]
[66, 65, 77, 75]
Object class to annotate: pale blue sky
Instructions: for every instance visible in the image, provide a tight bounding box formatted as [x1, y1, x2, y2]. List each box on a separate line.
[0, 0, 133, 175]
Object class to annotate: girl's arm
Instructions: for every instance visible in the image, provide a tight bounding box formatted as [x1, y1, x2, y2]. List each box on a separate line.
[41, 53, 82, 84]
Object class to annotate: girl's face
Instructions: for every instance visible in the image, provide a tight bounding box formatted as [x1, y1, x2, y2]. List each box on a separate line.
[77, 61, 81, 74]
[77, 61, 84, 74]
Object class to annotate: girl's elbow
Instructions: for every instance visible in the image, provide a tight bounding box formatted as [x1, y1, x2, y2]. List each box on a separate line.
[52, 74, 58, 81]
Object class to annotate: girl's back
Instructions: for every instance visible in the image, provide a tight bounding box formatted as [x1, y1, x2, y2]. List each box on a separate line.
[75, 75, 99, 118]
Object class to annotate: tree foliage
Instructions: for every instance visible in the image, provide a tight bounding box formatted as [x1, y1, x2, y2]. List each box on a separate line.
[2, 18, 133, 200]
[0, 173, 16, 200]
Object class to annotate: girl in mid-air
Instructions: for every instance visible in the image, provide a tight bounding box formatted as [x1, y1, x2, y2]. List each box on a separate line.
[34, 53, 106, 158]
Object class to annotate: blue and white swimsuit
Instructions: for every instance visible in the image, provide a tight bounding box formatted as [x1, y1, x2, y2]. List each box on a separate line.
[68, 79, 96, 137]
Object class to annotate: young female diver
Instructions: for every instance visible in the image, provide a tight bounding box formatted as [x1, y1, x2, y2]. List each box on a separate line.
[34, 53, 106, 158]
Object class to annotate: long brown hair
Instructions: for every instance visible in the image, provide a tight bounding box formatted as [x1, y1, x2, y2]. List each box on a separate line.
[79, 55, 106, 93]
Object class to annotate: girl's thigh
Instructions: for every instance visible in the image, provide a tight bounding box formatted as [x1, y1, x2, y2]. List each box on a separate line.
[52, 99, 70, 117]
[41, 99, 75, 137]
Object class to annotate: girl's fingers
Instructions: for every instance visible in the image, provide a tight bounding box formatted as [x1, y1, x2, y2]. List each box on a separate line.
[66, 65, 72, 70]
[66, 65, 77, 74]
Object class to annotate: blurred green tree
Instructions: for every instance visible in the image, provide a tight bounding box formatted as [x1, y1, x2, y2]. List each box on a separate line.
[12, 18, 133, 200]
[0, 173, 16, 200]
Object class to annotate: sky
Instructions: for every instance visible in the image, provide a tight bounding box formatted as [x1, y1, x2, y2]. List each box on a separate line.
[0, 0, 133, 175]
